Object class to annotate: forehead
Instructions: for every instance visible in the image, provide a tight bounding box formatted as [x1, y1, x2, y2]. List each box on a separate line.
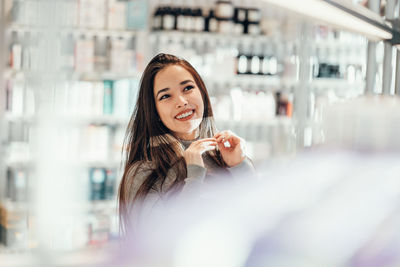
[153, 65, 195, 91]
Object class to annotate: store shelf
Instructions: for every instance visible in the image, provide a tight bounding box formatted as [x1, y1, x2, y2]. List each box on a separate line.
[5, 113, 129, 126]
[5, 159, 122, 169]
[312, 78, 365, 97]
[216, 117, 293, 129]
[205, 75, 281, 92]
[87, 200, 117, 212]
[4, 69, 140, 81]
[7, 25, 137, 39]
[150, 30, 369, 51]
[150, 30, 281, 47]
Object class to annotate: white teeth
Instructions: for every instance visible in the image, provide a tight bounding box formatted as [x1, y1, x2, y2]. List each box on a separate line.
[176, 110, 193, 119]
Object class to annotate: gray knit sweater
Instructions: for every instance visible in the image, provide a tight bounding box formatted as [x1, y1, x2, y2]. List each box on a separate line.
[126, 139, 255, 220]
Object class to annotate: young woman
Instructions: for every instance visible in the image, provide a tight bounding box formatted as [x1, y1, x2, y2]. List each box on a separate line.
[118, 53, 254, 233]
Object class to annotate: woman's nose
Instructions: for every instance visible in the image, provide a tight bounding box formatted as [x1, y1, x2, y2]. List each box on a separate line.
[176, 95, 188, 108]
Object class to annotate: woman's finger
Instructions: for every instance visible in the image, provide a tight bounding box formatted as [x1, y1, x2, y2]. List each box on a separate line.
[198, 141, 217, 148]
[193, 138, 217, 144]
[201, 145, 217, 153]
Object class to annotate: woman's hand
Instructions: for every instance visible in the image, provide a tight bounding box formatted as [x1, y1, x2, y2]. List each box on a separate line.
[214, 131, 246, 167]
[184, 138, 217, 167]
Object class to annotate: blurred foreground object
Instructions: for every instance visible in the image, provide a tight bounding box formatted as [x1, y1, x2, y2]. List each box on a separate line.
[115, 96, 400, 267]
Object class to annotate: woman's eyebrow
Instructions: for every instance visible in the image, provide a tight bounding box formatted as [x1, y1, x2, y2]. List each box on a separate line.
[156, 87, 169, 98]
[180, 79, 194, 85]
[156, 80, 194, 97]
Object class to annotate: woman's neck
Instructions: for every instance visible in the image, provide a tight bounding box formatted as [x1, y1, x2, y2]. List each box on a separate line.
[174, 129, 199, 141]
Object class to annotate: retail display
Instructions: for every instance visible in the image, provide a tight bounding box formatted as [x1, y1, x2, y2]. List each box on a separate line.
[152, 1, 262, 35]
[0, 0, 371, 253]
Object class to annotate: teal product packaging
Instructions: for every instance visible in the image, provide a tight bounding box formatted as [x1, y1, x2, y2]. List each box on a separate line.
[126, 0, 148, 30]
[103, 80, 114, 115]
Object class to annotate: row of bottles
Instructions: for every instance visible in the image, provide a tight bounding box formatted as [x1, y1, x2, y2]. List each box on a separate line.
[313, 62, 364, 82]
[152, 1, 262, 35]
[0, 200, 118, 249]
[236, 53, 280, 76]
[6, 124, 126, 165]
[5, 77, 139, 118]
[212, 88, 293, 124]
[8, 31, 143, 74]
[7, 0, 147, 30]
[4, 167, 117, 203]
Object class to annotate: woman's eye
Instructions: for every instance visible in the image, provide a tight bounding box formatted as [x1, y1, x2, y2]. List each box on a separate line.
[184, 85, 194, 91]
[159, 94, 170, 100]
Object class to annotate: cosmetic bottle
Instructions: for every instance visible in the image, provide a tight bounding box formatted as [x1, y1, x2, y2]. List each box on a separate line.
[234, 7, 247, 23]
[215, 0, 234, 20]
[163, 6, 176, 31]
[247, 8, 261, 23]
[184, 8, 194, 31]
[233, 8, 245, 34]
[177, 7, 189, 31]
[176, 7, 185, 31]
[250, 54, 260, 75]
[250, 44, 261, 75]
[260, 46, 271, 75]
[236, 44, 247, 75]
[153, 7, 162, 31]
[209, 10, 218, 32]
[247, 22, 261, 35]
[269, 56, 278, 75]
[217, 18, 234, 34]
[193, 8, 204, 32]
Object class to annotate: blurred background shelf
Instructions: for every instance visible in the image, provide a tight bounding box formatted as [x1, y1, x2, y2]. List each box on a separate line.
[7, 25, 138, 39]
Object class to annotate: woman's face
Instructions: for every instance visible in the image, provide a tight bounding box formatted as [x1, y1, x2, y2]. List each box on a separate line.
[153, 65, 204, 140]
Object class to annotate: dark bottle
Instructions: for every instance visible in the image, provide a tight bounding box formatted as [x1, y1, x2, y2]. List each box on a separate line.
[153, 7, 162, 31]
[180, 8, 192, 31]
[236, 44, 248, 75]
[247, 8, 261, 23]
[163, 6, 175, 31]
[176, 7, 184, 31]
[205, 9, 218, 32]
[250, 54, 260, 75]
[193, 8, 204, 32]
[215, 0, 234, 20]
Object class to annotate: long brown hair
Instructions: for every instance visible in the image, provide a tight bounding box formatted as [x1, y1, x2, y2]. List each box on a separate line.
[118, 53, 226, 234]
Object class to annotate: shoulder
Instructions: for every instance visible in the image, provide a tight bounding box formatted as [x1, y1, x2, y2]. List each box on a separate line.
[125, 161, 155, 185]
[127, 161, 154, 174]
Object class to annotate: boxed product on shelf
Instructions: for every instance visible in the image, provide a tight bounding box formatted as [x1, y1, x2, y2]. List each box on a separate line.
[109, 38, 135, 73]
[89, 168, 107, 201]
[113, 78, 138, 117]
[103, 80, 113, 115]
[89, 167, 117, 201]
[88, 212, 111, 245]
[0, 203, 29, 248]
[6, 168, 28, 202]
[105, 169, 117, 200]
[5, 78, 35, 117]
[78, 0, 106, 29]
[52, 79, 139, 118]
[126, 0, 148, 30]
[93, 36, 110, 73]
[107, 0, 127, 30]
[74, 38, 94, 73]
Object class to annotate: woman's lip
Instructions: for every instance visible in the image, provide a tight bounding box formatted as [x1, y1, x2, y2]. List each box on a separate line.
[175, 111, 195, 121]
[175, 109, 194, 118]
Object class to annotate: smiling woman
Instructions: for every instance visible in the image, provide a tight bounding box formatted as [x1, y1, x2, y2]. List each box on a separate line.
[118, 53, 255, 234]
[153, 65, 205, 140]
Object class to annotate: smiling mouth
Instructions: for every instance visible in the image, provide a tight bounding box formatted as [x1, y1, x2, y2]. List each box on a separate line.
[175, 110, 195, 121]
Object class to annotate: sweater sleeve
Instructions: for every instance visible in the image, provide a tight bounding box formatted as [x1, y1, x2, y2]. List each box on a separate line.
[180, 164, 207, 195]
[126, 162, 207, 225]
[227, 157, 256, 180]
